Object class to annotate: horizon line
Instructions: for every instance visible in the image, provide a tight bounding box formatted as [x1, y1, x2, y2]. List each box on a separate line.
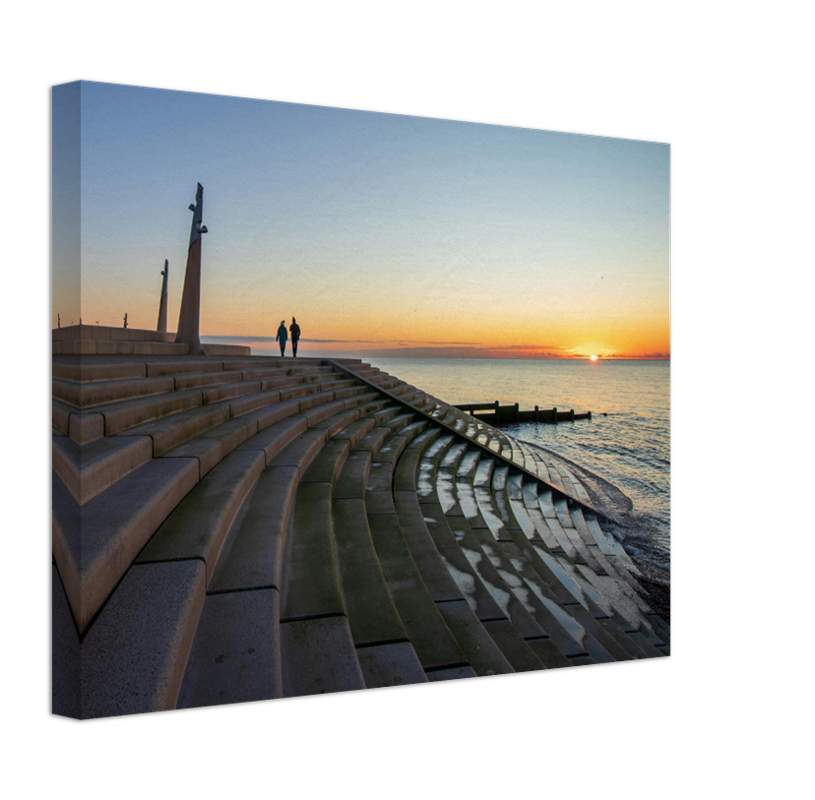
[51, 326, 668, 359]
[199, 334, 669, 359]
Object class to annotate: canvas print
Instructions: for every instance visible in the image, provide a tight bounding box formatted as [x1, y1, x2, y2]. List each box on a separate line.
[51, 81, 670, 719]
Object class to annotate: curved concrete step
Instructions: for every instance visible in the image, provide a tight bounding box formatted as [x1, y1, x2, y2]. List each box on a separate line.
[50, 370, 255, 631]
[53, 359, 378, 709]
[426, 447, 570, 670]
[52, 375, 176, 410]
[463, 505, 620, 663]
[328, 417, 469, 674]
[52, 433, 153, 505]
[110, 381, 366, 475]
[177, 397, 400, 707]
[477, 464, 650, 660]
[400, 438, 537, 673]
[281, 403, 424, 693]
[158, 422, 369, 708]
[531, 489, 658, 638]
[52, 456, 200, 635]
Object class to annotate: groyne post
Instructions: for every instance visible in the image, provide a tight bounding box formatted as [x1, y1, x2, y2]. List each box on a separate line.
[494, 400, 499, 424]
[514, 402, 520, 423]
[534, 405, 539, 422]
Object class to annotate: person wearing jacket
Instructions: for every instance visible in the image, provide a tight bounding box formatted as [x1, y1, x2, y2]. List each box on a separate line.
[275, 319, 288, 356]
[290, 317, 301, 357]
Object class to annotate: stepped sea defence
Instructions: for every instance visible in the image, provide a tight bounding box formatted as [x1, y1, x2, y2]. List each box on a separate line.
[52, 351, 669, 719]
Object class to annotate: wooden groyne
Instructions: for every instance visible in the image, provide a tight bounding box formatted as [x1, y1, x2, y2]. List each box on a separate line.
[455, 401, 591, 425]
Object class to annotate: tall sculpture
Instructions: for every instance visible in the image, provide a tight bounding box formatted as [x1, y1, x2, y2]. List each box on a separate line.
[175, 183, 208, 355]
[156, 260, 169, 333]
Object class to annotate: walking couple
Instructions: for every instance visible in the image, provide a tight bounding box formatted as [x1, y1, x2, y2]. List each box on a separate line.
[276, 317, 301, 357]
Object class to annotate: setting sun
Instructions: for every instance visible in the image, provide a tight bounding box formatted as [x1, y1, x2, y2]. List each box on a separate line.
[590, 355, 598, 361]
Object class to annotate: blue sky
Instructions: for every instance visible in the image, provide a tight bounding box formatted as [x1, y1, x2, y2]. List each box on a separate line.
[53, 81, 669, 357]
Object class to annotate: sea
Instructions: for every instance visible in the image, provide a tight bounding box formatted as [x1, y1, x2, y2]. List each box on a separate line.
[245, 347, 671, 576]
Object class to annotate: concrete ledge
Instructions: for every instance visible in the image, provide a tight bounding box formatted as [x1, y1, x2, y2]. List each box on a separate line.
[202, 343, 251, 356]
[280, 616, 365, 698]
[112, 328, 146, 342]
[53, 339, 190, 356]
[101, 388, 205, 435]
[300, 438, 352, 485]
[281, 482, 345, 620]
[53, 375, 175, 409]
[137, 449, 265, 585]
[118, 403, 230, 456]
[52, 565, 80, 718]
[51, 325, 252, 356]
[53, 434, 153, 505]
[79, 560, 206, 718]
[177, 588, 282, 708]
[391, 493, 462, 604]
[208, 465, 299, 593]
[54, 362, 147, 382]
[331, 497, 408, 646]
[52, 458, 200, 633]
[393, 428, 441, 492]
[202, 380, 261, 404]
[366, 512, 465, 671]
[427, 666, 477, 681]
[357, 642, 428, 688]
[435, 600, 515, 677]
[67, 412, 105, 445]
[235, 414, 308, 464]
[54, 325, 181, 344]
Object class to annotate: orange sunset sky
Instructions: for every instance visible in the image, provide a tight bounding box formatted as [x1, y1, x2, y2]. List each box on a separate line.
[53, 83, 669, 359]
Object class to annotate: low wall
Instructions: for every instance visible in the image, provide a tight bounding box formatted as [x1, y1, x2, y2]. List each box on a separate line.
[51, 325, 251, 356]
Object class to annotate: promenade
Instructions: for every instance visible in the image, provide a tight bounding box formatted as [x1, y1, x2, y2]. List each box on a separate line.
[52, 347, 669, 719]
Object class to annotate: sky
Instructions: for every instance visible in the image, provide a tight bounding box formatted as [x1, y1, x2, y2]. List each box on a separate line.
[53, 81, 670, 359]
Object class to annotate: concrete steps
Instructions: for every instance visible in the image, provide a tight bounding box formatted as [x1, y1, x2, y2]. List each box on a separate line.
[53, 353, 668, 719]
[432, 435, 667, 662]
[74, 382, 396, 712]
[51, 380, 377, 635]
[332, 364, 669, 660]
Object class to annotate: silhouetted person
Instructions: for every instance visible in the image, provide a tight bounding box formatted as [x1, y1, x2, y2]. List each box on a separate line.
[276, 319, 288, 356]
[290, 317, 301, 357]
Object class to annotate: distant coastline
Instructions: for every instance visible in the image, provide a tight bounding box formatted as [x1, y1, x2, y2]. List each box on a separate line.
[200, 336, 670, 361]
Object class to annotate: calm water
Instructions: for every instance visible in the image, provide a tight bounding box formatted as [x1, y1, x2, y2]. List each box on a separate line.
[247, 349, 670, 573]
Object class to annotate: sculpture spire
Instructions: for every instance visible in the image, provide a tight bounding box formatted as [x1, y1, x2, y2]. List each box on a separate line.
[175, 183, 208, 355]
[156, 259, 169, 333]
